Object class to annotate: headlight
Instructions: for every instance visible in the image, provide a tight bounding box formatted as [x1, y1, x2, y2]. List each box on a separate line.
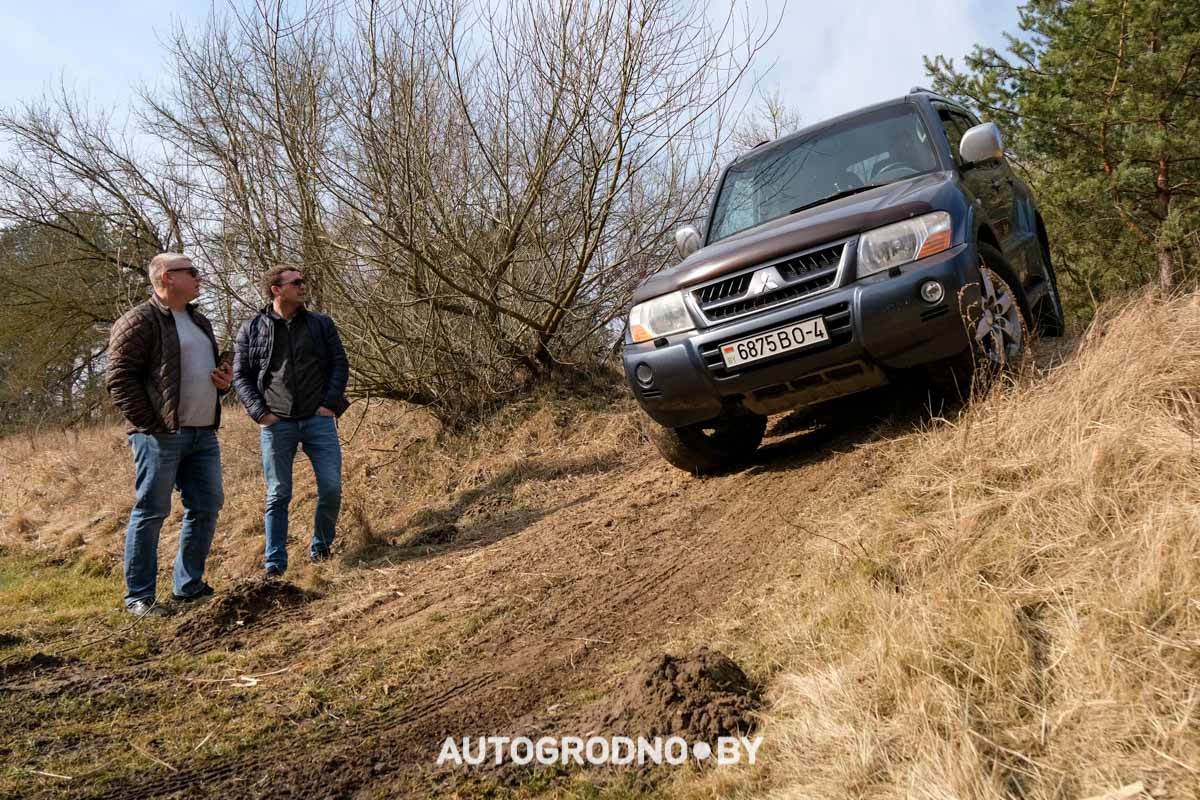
[857, 211, 952, 278]
[629, 291, 694, 343]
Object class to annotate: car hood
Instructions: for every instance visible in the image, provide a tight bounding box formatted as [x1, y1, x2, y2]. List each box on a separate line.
[633, 171, 954, 304]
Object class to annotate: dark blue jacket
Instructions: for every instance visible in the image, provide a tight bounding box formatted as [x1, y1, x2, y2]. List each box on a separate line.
[233, 306, 350, 422]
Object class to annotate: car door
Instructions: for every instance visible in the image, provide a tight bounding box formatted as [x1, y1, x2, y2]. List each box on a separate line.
[936, 106, 1014, 251]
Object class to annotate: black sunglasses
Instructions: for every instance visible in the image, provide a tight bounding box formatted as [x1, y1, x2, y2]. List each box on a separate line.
[276, 278, 306, 287]
[166, 266, 200, 278]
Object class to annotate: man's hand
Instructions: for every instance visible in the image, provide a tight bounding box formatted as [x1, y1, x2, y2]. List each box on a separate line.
[316, 406, 335, 417]
[211, 363, 233, 391]
[258, 413, 281, 427]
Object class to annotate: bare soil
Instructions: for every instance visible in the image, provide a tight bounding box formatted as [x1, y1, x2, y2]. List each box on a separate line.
[578, 647, 760, 742]
[2, 379, 941, 799]
[172, 580, 316, 649]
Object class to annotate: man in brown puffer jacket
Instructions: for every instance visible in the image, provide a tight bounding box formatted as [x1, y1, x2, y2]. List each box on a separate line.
[106, 253, 234, 618]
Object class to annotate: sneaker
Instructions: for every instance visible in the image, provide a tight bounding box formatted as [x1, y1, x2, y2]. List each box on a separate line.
[310, 548, 332, 563]
[126, 599, 172, 618]
[171, 583, 215, 603]
[265, 565, 284, 578]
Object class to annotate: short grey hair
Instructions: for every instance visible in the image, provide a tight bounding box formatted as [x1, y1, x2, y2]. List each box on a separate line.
[148, 253, 192, 289]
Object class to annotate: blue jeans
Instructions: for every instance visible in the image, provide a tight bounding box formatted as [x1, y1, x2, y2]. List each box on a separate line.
[124, 428, 224, 606]
[261, 415, 343, 572]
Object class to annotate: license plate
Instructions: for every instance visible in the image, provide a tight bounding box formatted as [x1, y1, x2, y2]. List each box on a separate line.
[719, 317, 829, 368]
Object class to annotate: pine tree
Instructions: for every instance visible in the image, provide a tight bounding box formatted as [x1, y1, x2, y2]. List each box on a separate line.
[926, 0, 1200, 300]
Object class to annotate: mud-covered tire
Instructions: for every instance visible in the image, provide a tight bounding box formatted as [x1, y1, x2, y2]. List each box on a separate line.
[649, 414, 767, 475]
[930, 243, 1031, 401]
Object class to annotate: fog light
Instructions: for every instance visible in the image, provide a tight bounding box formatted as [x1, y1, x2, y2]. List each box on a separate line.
[635, 363, 654, 386]
[920, 280, 945, 304]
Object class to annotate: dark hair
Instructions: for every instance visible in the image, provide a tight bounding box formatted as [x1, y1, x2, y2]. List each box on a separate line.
[261, 265, 299, 301]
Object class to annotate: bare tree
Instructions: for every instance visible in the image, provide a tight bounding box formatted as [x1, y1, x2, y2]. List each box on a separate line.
[730, 87, 802, 151]
[0, 0, 776, 424]
[316, 0, 771, 417]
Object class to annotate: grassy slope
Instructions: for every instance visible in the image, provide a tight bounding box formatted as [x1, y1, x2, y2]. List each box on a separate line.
[2, 291, 1199, 798]
[677, 291, 1200, 799]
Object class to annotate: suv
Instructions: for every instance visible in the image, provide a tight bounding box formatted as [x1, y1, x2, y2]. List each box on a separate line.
[623, 88, 1065, 473]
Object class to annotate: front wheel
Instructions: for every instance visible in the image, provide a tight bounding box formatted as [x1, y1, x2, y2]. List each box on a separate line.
[648, 414, 767, 474]
[931, 243, 1031, 401]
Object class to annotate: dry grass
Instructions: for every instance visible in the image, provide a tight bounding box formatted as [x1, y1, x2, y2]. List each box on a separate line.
[0, 382, 642, 591]
[680, 290, 1200, 799]
[6, 292, 1199, 798]
[0, 381, 646, 798]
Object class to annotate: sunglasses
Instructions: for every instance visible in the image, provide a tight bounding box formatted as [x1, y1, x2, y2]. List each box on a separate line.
[276, 278, 306, 288]
[166, 266, 200, 278]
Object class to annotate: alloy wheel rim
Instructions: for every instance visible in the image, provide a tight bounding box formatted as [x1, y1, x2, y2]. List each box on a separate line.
[974, 266, 1023, 365]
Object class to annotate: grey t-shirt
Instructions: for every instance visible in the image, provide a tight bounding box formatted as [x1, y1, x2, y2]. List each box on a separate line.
[172, 310, 217, 427]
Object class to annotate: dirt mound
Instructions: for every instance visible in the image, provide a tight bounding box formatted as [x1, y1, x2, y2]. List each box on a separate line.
[583, 647, 759, 743]
[174, 580, 314, 644]
[0, 652, 67, 683]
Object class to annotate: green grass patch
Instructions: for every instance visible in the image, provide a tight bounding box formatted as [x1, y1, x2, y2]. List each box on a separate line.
[0, 554, 123, 633]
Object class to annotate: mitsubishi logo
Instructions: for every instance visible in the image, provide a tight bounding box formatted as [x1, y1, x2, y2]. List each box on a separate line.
[748, 266, 784, 296]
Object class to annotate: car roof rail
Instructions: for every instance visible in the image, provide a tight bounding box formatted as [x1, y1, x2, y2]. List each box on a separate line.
[909, 85, 935, 94]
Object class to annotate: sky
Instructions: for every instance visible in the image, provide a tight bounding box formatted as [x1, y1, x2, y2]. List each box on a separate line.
[753, 0, 1022, 123]
[0, 0, 1024, 134]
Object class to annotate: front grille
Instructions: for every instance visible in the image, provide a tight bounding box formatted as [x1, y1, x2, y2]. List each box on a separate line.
[700, 301, 852, 379]
[692, 242, 844, 324]
[696, 273, 751, 305]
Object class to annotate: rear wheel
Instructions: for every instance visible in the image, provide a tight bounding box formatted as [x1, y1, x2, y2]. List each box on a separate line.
[1035, 243, 1066, 337]
[649, 414, 767, 474]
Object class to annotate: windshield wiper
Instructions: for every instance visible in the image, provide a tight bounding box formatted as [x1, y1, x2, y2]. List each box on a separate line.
[789, 183, 886, 216]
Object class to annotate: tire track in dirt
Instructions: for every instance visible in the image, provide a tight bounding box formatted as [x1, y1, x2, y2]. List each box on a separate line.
[256, 424, 904, 797]
[48, 403, 921, 799]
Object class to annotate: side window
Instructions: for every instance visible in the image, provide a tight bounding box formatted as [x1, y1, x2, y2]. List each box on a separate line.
[950, 113, 976, 136]
[936, 109, 967, 166]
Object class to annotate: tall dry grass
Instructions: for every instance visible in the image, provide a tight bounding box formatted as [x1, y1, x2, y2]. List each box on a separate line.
[687, 290, 1200, 798]
[0, 382, 644, 583]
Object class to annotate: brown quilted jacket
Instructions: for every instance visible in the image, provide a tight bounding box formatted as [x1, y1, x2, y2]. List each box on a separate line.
[105, 294, 225, 433]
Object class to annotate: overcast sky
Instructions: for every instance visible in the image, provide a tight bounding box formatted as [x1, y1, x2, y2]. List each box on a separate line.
[0, 0, 1023, 132]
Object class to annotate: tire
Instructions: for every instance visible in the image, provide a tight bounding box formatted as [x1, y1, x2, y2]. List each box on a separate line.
[1035, 243, 1066, 337]
[648, 414, 767, 475]
[930, 243, 1031, 401]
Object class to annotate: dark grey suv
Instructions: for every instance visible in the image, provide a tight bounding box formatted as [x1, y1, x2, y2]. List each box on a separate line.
[623, 88, 1065, 473]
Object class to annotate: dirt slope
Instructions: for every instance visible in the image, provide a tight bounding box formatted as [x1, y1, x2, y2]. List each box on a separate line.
[0, 369, 938, 798]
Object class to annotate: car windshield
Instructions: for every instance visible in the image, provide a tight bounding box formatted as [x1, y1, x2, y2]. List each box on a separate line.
[708, 105, 940, 243]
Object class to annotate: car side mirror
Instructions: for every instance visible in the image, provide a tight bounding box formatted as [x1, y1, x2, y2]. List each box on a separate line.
[674, 225, 702, 259]
[960, 122, 1005, 165]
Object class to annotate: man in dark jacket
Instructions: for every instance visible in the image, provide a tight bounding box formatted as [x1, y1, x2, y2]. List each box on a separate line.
[233, 265, 350, 577]
[106, 253, 233, 617]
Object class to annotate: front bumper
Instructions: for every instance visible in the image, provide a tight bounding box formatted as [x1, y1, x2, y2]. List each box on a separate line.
[623, 243, 982, 428]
